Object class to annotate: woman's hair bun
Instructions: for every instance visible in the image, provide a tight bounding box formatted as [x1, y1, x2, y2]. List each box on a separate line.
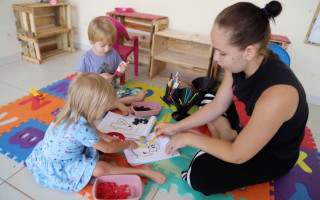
[263, 1, 282, 19]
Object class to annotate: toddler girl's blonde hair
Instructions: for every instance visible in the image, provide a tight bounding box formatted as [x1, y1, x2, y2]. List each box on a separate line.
[88, 17, 116, 44]
[53, 73, 116, 133]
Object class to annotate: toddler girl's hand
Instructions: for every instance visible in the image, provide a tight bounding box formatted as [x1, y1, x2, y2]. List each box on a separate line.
[100, 73, 114, 82]
[126, 140, 138, 151]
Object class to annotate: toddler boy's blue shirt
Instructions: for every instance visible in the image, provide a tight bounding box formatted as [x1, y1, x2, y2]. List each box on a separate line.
[76, 49, 122, 87]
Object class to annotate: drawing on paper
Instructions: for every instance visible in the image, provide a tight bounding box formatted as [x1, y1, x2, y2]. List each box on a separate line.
[132, 140, 160, 158]
[97, 112, 156, 140]
[110, 118, 133, 131]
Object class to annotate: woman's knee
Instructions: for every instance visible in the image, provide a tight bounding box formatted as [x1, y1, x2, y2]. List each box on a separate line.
[188, 168, 228, 195]
[187, 154, 228, 195]
[211, 116, 237, 141]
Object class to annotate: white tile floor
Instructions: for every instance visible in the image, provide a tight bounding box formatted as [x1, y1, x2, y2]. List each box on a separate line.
[0, 51, 319, 200]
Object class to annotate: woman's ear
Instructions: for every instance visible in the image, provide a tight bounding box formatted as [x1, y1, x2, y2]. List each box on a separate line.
[244, 45, 257, 61]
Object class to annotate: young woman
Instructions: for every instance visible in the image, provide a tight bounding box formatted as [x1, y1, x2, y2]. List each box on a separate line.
[155, 1, 308, 195]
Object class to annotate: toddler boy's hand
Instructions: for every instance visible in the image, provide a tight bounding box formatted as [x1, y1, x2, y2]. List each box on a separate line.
[118, 61, 130, 73]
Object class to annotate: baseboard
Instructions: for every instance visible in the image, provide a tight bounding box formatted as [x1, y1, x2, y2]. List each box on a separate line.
[0, 53, 21, 66]
[307, 94, 320, 106]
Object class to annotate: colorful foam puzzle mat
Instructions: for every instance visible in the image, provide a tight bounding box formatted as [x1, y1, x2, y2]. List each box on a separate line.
[0, 73, 319, 199]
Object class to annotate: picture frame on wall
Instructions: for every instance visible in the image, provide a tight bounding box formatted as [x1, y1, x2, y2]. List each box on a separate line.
[305, 2, 320, 46]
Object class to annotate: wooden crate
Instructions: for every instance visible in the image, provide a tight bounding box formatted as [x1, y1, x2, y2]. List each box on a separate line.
[18, 30, 75, 64]
[107, 11, 169, 66]
[13, 3, 72, 37]
[150, 29, 213, 86]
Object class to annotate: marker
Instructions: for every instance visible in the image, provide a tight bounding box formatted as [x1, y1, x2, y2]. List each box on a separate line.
[147, 135, 157, 147]
[188, 93, 198, 104]
[139, 145, 146, 148]
[190, 81, 195, 89]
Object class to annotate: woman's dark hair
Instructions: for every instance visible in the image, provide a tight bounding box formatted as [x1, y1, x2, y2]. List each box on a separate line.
[215, 1, 282, 55]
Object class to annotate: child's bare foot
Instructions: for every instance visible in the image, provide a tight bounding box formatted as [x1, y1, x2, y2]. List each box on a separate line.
[140, 166, 166, 184]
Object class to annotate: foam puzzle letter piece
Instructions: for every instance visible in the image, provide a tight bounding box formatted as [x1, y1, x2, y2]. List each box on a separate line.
[300, 127, 317, 150]
[0, 119, 48, 163]
[296, 151, 312, 173]
[19, 97, 51, 111]
[9, 127, 44, 149]
[273, 147, 320, 200]
[0, 93, 65, 135]
[41, 79, 70, 99]
[289, 182, 311, 200]
[134, 87, 154, 97]
[76, 184, 94, 200]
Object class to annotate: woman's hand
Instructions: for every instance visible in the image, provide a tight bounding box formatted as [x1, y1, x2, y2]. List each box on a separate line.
[154, 122, 178, 137]
[165, 133, 192, 156]
[100, 73, 114, 82]
[126, 140, 139, 151]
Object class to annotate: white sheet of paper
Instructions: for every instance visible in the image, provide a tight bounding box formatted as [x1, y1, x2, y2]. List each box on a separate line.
[124, 132, 180, 166]
[97, 112, 156, 140]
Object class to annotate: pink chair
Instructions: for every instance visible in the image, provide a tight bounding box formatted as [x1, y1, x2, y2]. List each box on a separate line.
[102, 16, 139, 85]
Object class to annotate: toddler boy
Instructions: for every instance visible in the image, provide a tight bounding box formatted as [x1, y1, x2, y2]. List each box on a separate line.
[76, 17, 145, 115]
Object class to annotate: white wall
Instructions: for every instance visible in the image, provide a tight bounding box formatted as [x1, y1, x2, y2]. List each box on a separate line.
[0, 0, 36, 65]
[2, 0, 320, 105]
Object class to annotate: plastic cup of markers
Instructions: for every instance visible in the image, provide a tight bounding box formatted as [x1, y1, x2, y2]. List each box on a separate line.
[171, 88, 201, 121]
[191, 76, 218, 105]
[191, 76, 218, 93]
[172, 106, 190, 121]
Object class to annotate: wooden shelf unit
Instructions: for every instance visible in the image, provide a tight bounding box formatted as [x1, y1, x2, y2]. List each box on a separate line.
[13, 3, 72, 37]
[18, 31, 74, 64]
[150, 29, 213, 85]
[13, 3, 74, 64]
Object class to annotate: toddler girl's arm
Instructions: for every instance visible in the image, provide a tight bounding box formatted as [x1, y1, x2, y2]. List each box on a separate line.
[92, 137, 138, 153]
[94, 128, 121, 142]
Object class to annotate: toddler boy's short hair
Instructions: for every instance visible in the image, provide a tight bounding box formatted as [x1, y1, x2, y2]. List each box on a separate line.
[88, 17, 116, 44]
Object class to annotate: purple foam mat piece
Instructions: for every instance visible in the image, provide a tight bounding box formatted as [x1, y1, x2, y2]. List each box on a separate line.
[0, 119, 48, 163]
[273, 147, 320, 199]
